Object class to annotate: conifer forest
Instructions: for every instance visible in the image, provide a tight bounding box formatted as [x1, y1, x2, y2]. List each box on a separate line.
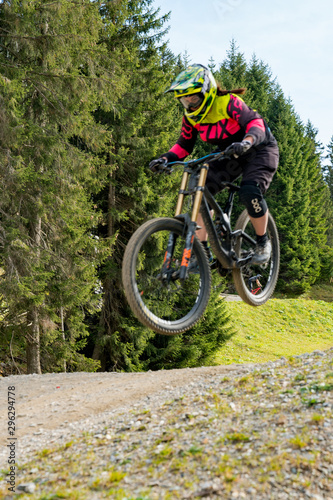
[0, 0, 332, 375]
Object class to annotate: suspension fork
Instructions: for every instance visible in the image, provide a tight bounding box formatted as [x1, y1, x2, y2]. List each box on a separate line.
[161, 232, 177, 278]
[177, 163, 209, 281]
[160, 168, 191, 277]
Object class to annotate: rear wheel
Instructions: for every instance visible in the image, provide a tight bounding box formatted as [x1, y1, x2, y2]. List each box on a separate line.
[122, 217, 211, 335]
[232, 210, 280, 306]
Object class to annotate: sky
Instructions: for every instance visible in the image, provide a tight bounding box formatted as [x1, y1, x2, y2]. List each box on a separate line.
[152, 0, 333, 151]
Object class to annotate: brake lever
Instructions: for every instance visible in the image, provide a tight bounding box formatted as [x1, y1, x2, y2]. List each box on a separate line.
[164, 166, 173, 175]
[153, 164, 173, 175]
[213, 149, 236, 161]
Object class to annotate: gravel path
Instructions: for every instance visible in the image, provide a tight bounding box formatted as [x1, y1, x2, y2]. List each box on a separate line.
[0, 349, 332, 499]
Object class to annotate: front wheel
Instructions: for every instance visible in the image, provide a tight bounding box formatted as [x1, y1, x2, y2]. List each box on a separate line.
[232, 210, 280, 306]
[122, 218, 211, 335]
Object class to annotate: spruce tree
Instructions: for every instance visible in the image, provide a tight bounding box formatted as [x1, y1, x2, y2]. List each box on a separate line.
[88, 6, 235, 371]
[305, 122, 332, 264]
[322, 137, 333, 264]
[266, 97, 316, 293]
[216, 39, 247, 90]
[0, 0, 122, 373]
[139, 278, 234, 370]
[89, 0, 182, 371]
[325, 137, 333, 201]
[215, 42, 331, 294]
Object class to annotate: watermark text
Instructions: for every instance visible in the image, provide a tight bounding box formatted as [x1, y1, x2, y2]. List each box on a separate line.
[7, 386, 16, 493]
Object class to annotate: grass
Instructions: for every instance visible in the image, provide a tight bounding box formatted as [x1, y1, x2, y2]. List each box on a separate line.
[215, 285, 333, 365]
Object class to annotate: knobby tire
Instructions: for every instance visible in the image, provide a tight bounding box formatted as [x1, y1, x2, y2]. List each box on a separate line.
[232, 210, 280, 305]
[122, 217, 211, 335]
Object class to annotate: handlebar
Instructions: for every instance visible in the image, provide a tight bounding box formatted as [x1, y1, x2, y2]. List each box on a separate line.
[167, 147, 235, 170]
[150, 146, 236, 175]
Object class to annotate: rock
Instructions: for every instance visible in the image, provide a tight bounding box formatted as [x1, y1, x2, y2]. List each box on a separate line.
[17, 482, 36, 493]
[276, 412, 287, 424]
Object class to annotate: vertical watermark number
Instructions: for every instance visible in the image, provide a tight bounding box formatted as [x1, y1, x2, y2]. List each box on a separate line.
[7, 386, 16, 493]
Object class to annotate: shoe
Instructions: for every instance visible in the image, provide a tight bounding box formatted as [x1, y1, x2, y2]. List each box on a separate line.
[251, 239, 272, 265]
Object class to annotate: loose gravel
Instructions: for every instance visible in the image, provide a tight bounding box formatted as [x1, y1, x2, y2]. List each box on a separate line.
[1, 349, 332, 499]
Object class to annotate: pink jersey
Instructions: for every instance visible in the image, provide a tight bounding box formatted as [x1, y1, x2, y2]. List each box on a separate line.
[166, 93, 272, 161]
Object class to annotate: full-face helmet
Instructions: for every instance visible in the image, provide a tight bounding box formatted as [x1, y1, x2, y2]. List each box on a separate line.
[165, 64, 217, 123]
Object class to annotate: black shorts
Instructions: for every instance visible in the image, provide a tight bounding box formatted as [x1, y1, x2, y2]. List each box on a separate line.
[206, 140, 279, 195]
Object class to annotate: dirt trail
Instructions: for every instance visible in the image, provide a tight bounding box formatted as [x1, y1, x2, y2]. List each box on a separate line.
[0, 364, 251, 446]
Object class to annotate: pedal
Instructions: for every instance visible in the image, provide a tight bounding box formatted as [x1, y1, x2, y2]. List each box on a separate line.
[236, 254, 254, 267]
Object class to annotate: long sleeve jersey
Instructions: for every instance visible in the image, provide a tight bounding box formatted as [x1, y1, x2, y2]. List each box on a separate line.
[163, 93, 273, 162]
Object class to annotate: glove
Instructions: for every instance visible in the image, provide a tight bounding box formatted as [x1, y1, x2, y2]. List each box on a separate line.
[226, 140, 252, 158]
[149, 157, 168, 173]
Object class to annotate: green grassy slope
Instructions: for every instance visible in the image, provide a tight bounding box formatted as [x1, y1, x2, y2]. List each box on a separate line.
[215, 295, 333, 365]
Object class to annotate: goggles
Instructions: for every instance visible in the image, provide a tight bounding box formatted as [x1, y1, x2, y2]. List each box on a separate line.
[179, 93, 204, 111]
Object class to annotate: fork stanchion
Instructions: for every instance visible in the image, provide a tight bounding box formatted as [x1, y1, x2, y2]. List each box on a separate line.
[174, 170, 189, 217]
[191, 163, 209, 222]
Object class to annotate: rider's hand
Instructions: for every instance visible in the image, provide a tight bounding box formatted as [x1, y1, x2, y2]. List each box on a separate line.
[226, 140, 252, 158]
[149, 158, 168, 173]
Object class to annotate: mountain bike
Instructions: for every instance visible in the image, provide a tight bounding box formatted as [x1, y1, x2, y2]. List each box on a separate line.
[122, 148, 280, 335]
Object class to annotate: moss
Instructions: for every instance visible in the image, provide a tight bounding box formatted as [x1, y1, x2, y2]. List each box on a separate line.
[225, 432, 251, 443]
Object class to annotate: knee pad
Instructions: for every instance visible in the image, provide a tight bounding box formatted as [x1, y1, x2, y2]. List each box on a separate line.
[239, 182, 268, 218]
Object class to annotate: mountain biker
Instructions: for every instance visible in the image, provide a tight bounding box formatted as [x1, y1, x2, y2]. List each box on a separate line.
[149, 64, 279, 265]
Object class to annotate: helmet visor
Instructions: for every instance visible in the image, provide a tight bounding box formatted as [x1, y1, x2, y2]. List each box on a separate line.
[179, 93, 204, 111]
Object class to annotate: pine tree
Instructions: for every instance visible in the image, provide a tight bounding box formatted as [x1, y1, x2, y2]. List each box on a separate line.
[0, 0, 122, 373]
[208, 56, 217, 73]
[321, 137, 333, 266]
[214, 42, 331, 293]
[266, 97, 317, 293]
[139, 277, 234, 370]
[325, 137, 333, 201]
[88, 0, 183, 371]
[215, 39, 247, 90]
[87, 4, 236, 372]
[243, 55, 276, 116]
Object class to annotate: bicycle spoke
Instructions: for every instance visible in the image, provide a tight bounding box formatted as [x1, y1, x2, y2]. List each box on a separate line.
[122, 218, 211, 334]
[232, 210, 280, 305]
[135, 230, 204, 322]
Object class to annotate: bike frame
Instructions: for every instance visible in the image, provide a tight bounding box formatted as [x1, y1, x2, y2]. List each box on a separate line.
[162, 152, 256, 280]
